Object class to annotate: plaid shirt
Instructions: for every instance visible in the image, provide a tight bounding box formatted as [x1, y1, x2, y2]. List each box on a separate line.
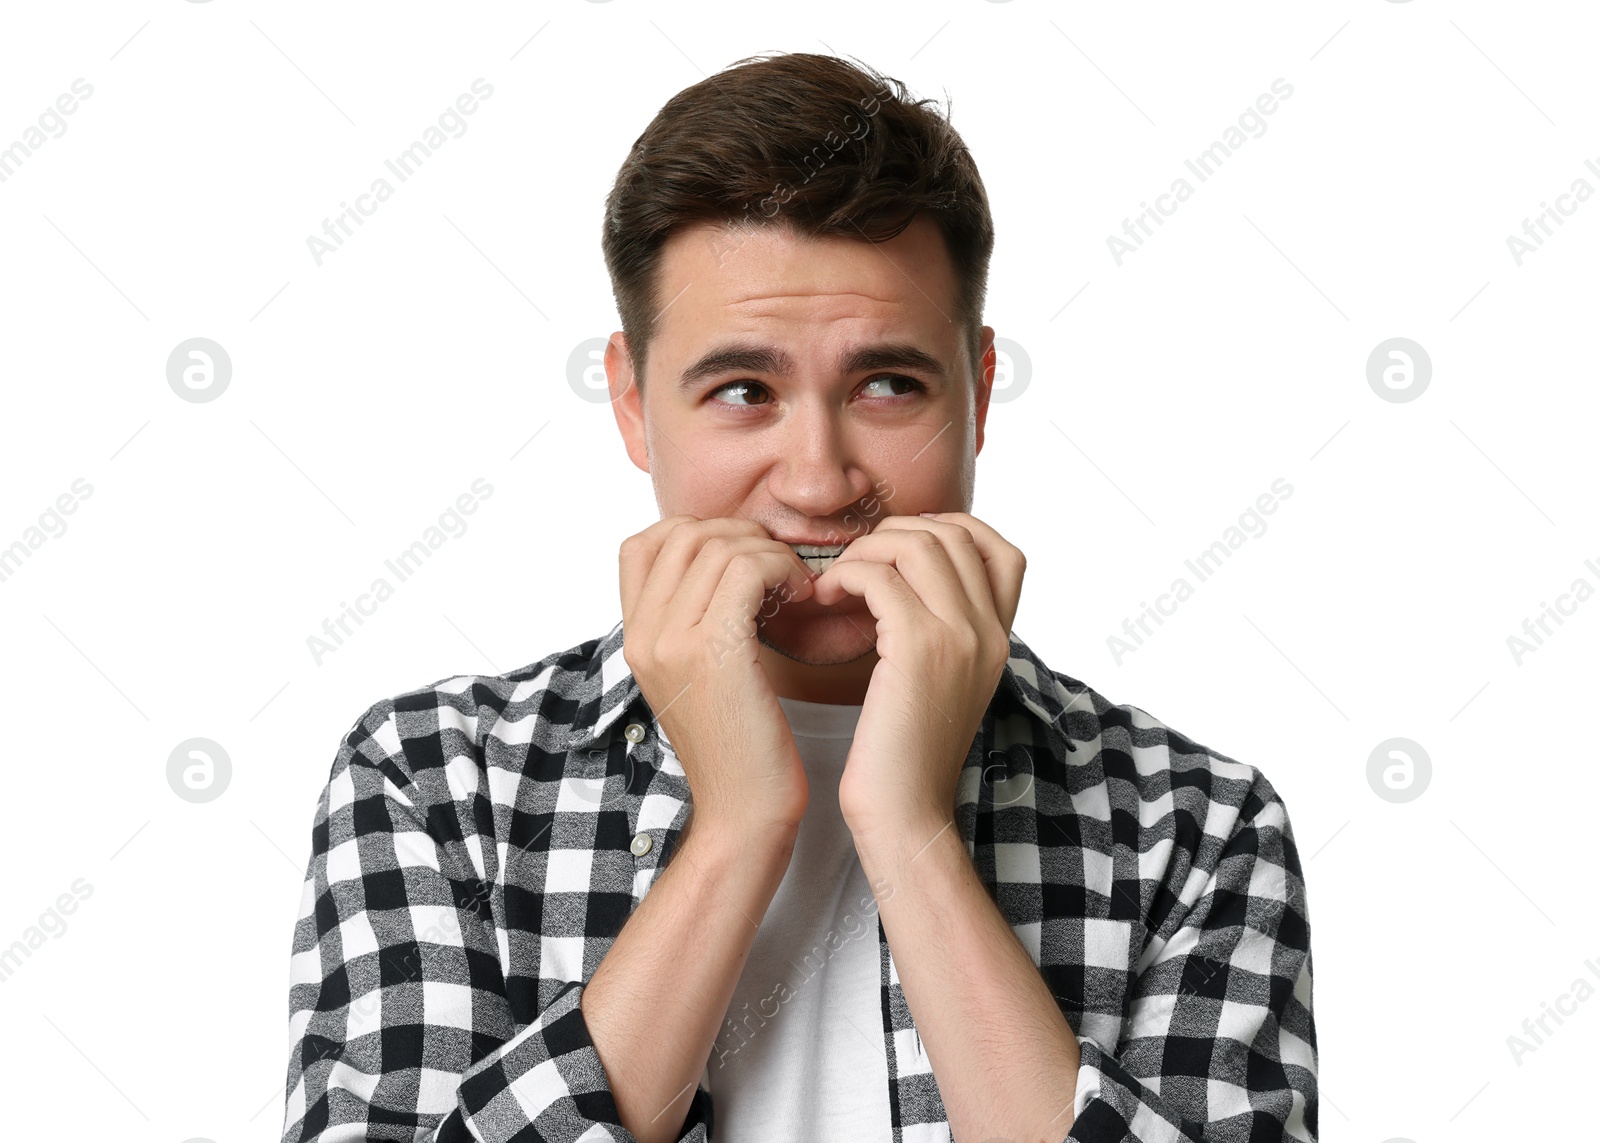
[280, 616, 1318, 1142]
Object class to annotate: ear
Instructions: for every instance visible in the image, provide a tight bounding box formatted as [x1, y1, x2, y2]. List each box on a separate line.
[974, 324, 996, 457]
[606, 332, 650, 473]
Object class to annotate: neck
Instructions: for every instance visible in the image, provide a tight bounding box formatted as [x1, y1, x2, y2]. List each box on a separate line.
[758, 642, 877, 704]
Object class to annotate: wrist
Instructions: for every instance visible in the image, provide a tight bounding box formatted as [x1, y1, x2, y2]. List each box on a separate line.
[847, 810, 958, 864]
[682, 805, 800, 866]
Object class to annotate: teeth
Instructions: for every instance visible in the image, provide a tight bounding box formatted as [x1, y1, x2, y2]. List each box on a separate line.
[790, 543, 846, 575]
[791, 543, 846, 557]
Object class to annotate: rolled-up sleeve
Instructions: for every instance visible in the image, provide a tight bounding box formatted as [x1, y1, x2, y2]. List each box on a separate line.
[1066, 773, 1318, 1143]
[279, 702, 714, 1142]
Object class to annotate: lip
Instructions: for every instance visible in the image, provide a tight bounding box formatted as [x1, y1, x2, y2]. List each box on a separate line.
[772, 530, 859, 547]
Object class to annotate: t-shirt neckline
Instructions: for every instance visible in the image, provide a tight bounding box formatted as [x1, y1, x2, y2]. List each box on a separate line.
[776, 694, 864, 739]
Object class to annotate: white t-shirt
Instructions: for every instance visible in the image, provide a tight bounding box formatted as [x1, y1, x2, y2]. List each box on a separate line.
[703, 695, 893, 1142]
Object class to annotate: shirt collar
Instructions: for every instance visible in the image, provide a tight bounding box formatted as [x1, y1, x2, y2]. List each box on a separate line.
[565, 618, 1084, 765]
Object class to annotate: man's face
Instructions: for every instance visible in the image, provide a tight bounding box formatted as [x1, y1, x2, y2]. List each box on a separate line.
[606, 212, 995, 670]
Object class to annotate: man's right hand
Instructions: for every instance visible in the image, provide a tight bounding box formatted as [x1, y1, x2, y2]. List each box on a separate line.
[618, 513, 817, 833]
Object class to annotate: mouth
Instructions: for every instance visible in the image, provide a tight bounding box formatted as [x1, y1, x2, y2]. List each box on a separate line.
[788, 541, 848, 575]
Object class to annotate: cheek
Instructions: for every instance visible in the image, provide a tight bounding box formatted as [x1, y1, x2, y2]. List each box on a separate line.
[658, 445, 758, 511]
[870, 462, 952, 516]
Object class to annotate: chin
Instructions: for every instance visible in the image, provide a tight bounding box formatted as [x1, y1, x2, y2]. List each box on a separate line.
[756, 609, 876, 667]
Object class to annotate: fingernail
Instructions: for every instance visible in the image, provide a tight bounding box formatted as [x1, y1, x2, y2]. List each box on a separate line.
[919, 511, 940, 518]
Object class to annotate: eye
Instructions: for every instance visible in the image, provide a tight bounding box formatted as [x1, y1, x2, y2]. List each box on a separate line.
[708, 380, 771, 407]
[705, 374, 927, 409]
[861, 374, 926, 398]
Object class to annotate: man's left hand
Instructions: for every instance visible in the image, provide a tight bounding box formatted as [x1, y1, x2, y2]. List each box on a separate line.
[808, 511, 1027, 839]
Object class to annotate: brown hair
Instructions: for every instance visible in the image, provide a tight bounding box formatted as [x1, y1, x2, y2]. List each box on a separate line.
[601, 51, 994, 392]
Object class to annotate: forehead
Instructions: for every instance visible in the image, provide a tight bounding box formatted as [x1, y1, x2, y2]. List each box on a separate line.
[650, 214, 958, 360]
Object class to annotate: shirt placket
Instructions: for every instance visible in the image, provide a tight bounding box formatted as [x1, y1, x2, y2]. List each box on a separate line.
[614, 713, 693, 905]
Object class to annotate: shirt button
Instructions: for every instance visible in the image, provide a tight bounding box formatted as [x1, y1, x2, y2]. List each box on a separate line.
[624, 722, 646, 744]
[629, 832, 653, 857]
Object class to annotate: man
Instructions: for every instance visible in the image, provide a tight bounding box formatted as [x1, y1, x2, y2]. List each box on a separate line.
[279, 51, 1317, 1143]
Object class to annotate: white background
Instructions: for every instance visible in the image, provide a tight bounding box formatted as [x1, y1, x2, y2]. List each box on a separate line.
[1, 1, 1595, 1139]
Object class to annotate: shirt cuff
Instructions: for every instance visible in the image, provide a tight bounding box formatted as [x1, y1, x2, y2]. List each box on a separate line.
[1066, 1035, 1194, 1143]
[453, 979, 713, 1143]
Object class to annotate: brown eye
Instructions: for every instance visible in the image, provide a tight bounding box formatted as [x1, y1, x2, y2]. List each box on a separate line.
[709, 380, 770, 406]
[862, 375, 925, 398]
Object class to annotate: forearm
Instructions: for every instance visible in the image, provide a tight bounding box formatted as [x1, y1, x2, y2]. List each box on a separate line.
[855, 816, 1082, 1143]
[580, 810, 797, 1143]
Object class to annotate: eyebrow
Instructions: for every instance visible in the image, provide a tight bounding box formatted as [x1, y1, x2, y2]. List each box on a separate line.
[676, 341, 948, 393]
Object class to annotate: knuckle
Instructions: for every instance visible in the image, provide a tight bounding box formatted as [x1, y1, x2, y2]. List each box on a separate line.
[657, 516, 693, 545]
[623, 632, 656, 667]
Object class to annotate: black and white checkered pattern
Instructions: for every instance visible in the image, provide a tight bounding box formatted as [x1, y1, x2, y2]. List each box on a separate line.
[280, 616, 1318, 1142]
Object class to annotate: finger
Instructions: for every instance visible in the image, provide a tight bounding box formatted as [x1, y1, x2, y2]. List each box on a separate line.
[816, 526, 972, 626]
[701, 548, 819, 650]
[810, 558, 929, 645]
[628, 517, 760, 630]
[620, 514, 701, 630]
[868, 516, 994, 623]
[676, 536, 815, 638]
[911, 512, 1025, 634]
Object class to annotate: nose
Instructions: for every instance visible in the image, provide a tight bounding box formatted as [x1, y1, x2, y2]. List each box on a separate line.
[764, 399, 874, 524]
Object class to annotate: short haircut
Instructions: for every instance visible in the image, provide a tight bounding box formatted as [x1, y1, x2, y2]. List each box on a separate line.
[600, 51, 995, 392]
